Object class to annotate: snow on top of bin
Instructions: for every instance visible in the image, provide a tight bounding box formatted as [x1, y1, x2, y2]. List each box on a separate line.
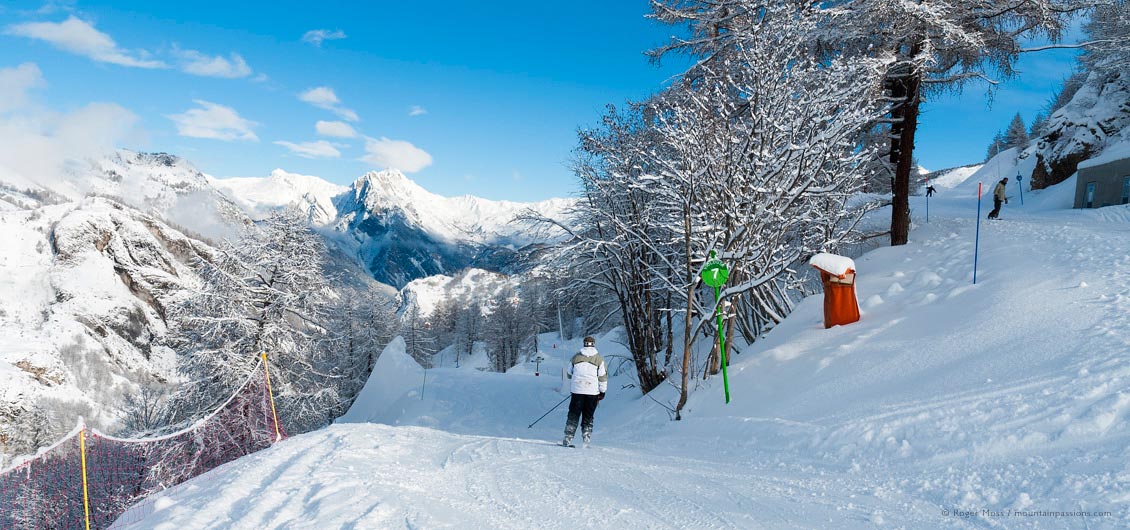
[809, 253, 855, 276]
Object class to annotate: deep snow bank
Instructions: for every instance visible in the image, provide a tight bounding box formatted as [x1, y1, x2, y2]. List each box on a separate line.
[337, 337, 423, 424]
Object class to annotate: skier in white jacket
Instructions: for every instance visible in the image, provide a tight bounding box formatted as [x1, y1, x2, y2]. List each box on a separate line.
[562, 336, 608, 447]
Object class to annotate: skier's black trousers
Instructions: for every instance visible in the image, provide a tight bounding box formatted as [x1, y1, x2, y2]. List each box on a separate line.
[988, 198, 1003, 219]
[564, 393, 599, 439]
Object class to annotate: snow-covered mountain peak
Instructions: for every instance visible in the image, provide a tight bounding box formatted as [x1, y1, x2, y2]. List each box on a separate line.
[265, 168, 342, 192]
[208, 169, 346, 226]
[349, 169, 438, 214]
[358, 168, 413, 188]
[340, 169, 569, 244]
[63, 149, 212, 202]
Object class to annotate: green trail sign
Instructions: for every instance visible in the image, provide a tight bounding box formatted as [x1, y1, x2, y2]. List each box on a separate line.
[700, 251, 731, 403]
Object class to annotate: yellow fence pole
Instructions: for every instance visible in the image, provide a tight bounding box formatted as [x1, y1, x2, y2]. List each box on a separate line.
[261, 352, 282, 441]
[79, 428, 92, 530]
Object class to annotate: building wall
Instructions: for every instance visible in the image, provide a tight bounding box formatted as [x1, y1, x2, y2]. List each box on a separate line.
[1075, 158, 1130, 208]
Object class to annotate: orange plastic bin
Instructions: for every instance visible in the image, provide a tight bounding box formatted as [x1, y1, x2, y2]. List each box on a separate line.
[809, 253, 860, 329]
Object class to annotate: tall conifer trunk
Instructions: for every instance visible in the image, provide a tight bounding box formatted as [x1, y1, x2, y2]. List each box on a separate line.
[889, 46, 922, 246]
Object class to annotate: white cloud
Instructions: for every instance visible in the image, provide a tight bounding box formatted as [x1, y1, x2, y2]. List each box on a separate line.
[408, 105, 427, 117]
[168, 100, 258, 141]
[5, 16, 166, 68]
[315, 120, 358, 138]
[0, 65, 141, 194]
[361, 136, 432, 173]
[0, 63, 45, 114]
[0, 102, 140, 193]
[274, 140, 341, 159]
[298, 86, 358, 122]
[302, 29, 346, 47]
[175, 48, 252, 78]
[35, 1, 78, 15]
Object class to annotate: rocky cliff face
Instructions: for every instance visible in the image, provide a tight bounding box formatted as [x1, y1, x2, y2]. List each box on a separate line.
[0, 192, 217, 465]
[1030, 71, 1130, 189]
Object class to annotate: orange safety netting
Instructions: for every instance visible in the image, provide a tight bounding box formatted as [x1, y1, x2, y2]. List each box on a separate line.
[0, 358, 285, 530]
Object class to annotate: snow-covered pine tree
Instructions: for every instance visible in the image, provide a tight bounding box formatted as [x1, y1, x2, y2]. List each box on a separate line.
[1004, 113, 1030, 150]
[986, 131, 1007, 162]
[1029, 112, 1049, 139]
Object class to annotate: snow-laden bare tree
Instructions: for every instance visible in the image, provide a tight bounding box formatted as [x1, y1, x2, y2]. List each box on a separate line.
[452, 293, 483, 368]
[401, 304, 438, 368]
[651, 0, 1089, 245]
[165, 209, 341, 433]
[486, 286, 533, 372]
[1082, 0, 1130, 73]
[530, 1, 889, 414]
[647, 6, 889, 415]
[323, 287, 398, 403]
[522, 103, 674, 393]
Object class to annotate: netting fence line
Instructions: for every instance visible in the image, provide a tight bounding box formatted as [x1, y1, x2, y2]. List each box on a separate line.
[0, 353, 286, 530]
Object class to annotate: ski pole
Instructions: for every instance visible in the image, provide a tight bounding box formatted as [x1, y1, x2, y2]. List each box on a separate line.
[528, 395, 570, 428]
[974, 182, 982, 284]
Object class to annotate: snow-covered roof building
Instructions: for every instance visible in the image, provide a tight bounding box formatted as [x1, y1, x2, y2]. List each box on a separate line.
[1074, 142, 1130, 208]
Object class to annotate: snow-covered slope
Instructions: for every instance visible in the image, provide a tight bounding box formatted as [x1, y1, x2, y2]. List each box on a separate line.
[926, 164, 982, 190]
[0, 196, 216, 465]
[399, 268, 514, 318]
[116, 177, 1130, 528]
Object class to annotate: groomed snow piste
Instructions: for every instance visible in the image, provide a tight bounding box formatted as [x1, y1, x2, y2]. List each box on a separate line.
[115, 168, 1130, 529]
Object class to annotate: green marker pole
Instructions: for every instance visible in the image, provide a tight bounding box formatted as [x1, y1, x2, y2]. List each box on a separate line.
[700, 251, 731, 404]
[715, 285, 730, 403]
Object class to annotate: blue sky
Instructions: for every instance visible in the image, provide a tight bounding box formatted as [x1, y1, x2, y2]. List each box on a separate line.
[0, 1, 1082, 201]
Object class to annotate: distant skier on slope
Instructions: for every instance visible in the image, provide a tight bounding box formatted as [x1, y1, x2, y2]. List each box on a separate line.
[562, 336, 607, 448]
[987, 177, 1009, 220]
